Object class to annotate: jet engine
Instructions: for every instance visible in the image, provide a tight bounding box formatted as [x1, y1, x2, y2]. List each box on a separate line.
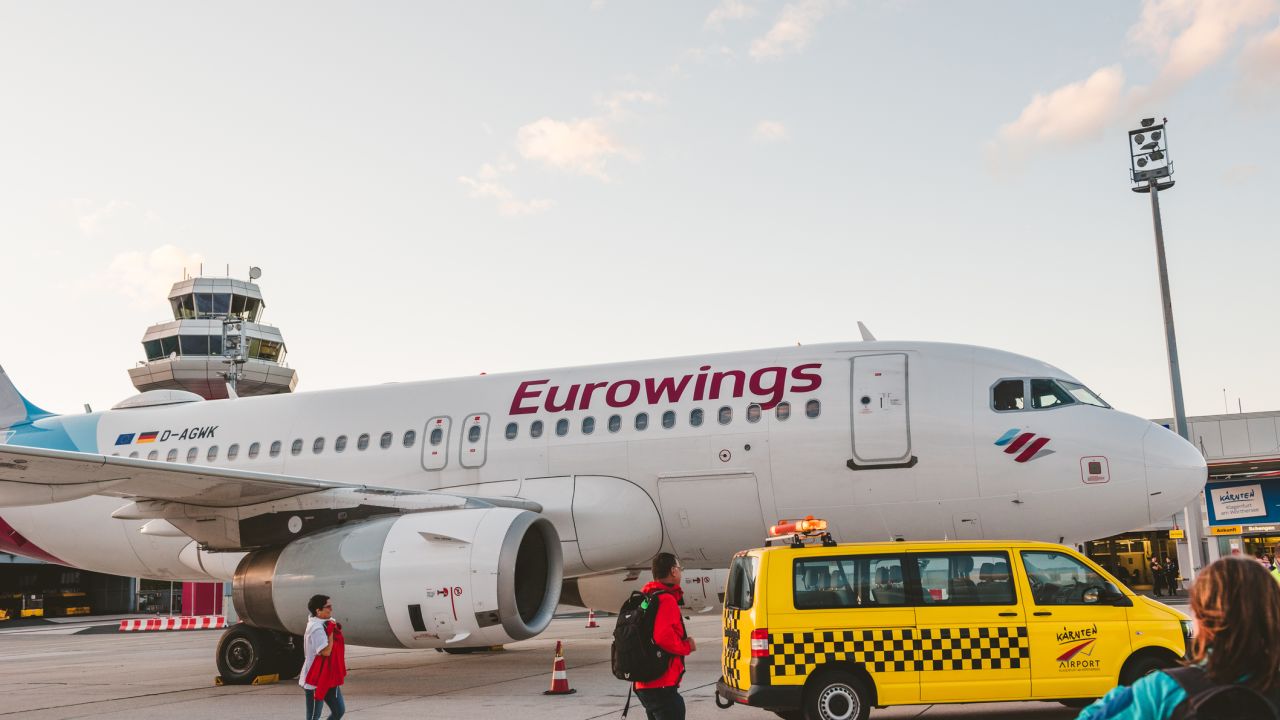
[218, 507, 561, 683]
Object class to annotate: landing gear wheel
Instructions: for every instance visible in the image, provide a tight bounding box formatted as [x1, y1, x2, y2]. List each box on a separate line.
[804, 672, 870, 720]
[274, 632, 304, 680]
[216, 624, 280, 685]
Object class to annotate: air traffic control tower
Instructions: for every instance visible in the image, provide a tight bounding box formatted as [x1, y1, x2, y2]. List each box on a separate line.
[128, 271, 297, 399]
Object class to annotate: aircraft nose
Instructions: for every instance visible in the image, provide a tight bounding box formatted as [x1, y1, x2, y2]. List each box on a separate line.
[1144, 423, 1207, 523]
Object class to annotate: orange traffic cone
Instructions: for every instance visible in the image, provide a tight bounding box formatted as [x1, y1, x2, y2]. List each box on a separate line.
[585, 609, 599, 628]
[543, 640, 576, 695]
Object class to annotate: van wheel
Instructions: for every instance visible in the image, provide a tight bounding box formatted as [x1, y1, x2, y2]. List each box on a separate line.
[1120, 651, 1178, 686]
[804, 671, 870, 720]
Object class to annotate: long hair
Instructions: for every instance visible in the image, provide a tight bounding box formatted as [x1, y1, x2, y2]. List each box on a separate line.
[1189, 556, 1280, 690]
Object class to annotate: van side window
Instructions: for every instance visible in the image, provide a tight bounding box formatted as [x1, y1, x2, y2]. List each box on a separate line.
[793, 555, 906, 609]
[726, 555, 760, 610]
[992, 379, 1026, 411]
[914, 552, 1015, 605]
[1021, 550, 1117, 606]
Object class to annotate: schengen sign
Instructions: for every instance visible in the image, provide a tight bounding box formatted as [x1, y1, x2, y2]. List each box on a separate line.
[1206, 481, 1275, 525]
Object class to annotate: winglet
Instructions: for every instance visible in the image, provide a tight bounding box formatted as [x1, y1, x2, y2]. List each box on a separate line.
[857, 322, 877, 342]
[0, 365, 54, 429]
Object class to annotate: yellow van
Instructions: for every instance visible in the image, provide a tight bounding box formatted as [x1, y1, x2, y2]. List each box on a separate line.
[715, 524, 1190, 720]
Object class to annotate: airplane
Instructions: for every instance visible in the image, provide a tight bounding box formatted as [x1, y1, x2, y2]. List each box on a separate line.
[0, 339, 1206, 682]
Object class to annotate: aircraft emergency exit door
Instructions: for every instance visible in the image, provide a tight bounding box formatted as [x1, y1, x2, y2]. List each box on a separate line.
[850, 353, 913, 467]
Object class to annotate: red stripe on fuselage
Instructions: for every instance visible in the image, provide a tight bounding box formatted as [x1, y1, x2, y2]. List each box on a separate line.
[1015, 437, 1052, 463]
[0, 516, 64, 564]
[1004, 433, 1035, 454]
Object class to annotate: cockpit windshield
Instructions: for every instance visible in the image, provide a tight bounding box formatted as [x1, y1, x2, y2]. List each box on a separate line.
[992, 378, 1110, 412]
[1059, 380, 1110, 408]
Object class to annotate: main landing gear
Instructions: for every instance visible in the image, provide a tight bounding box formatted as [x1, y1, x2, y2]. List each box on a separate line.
[216, 623, 304, 684]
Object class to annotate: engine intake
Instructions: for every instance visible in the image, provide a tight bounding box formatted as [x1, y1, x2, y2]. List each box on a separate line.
[233, 507, 562, 649]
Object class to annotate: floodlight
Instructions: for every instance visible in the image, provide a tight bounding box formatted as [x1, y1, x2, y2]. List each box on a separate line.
[1152, 131, 1161, 141]
[1141, 118, 1155, 127]
[1134, 133, 1145, 144]
[1137, 158, 1148, 167]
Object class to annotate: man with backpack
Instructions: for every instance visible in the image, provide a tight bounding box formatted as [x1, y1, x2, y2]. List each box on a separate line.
[612, 552, 697, 719]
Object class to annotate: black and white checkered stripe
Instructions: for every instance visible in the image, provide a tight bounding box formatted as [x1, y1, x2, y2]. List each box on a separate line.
[770, 626, 1030, 679]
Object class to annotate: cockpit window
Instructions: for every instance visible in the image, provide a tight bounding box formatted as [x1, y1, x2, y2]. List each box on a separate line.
[1031, 379, 1075, 409]
[1060, 380, 1110, 408]
[992, 379, 1025, 411]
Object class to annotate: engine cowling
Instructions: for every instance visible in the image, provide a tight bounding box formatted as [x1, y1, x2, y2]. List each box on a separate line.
[233, 507, 561, 649]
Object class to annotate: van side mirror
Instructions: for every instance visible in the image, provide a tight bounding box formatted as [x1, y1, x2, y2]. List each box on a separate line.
[1104, 583, 1133, 607]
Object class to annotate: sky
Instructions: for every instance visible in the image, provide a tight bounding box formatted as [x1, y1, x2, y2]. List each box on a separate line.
[1, 0, 1277, 421]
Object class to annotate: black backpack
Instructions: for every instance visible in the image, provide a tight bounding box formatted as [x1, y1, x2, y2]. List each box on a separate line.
[610, 589, 671, 682]
[1168, 666, 1280, 720]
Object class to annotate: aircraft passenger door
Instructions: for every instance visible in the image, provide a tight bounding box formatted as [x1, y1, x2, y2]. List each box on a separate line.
[459, 413, 490, 468]
[422, 416, 452, 471]
[849, 354, 913, 467]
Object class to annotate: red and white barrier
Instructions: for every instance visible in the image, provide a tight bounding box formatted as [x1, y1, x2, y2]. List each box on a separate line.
[119, 615, 226, 632]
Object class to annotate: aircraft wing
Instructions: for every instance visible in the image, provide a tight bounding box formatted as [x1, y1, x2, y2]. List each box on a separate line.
[0, 444, 540, 550]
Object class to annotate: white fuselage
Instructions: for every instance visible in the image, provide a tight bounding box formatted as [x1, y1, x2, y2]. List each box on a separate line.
[0, 341, 1207, 581]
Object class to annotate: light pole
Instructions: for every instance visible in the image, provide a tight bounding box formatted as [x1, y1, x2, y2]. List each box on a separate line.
[1128, 118, 1206, 577]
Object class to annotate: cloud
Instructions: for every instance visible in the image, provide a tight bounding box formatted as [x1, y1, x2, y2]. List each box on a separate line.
[753, 120, 790, 142]
[517, 117, 628, 180]
[458, 161, 552, 216]
[706, 0, 757, 28]
[990, 0, 1279, 166]
[599, 90, 661, 117]
[750, 0, 833, 59]
[1237, 22, 1280, 102]
[97, 244, 205, 308]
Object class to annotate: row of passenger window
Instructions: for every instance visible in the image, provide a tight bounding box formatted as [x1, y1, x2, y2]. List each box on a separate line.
[119, 428, 432, 463]
[503, 399, 821, 440]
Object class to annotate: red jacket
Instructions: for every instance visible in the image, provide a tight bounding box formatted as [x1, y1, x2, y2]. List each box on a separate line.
[635, 581, 693, 689]
[305, 620, 347, 701]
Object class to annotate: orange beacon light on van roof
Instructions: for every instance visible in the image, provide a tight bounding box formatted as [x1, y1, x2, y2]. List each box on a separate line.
[767, 516, 835, 548]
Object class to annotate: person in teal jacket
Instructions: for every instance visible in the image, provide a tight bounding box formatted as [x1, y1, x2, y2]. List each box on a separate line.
[1076, 556, 1280, 720]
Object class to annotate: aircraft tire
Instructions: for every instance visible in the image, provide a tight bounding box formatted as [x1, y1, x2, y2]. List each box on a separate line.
[216, 623, 280, 685]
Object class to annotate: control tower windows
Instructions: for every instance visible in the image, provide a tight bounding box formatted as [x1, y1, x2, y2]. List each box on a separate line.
[636, 412, 649, 431]
[403, 430, 417, 448]
[270, 441, 282, 458]
[291, 439, 304, 456]
[230, 295, 263, 322]
[172, 295, 196, 320]
[312, 437, 325, 454]
[805, 399, 821, 418]
[167, 449, 178, 462]
[143, 336, 180, 361]
[608, 415, 621, 433]
[357, 434, 370, 450]
[776, 402, 791, 421]
[248, 442, 261, 459]
[247, 338, 284, 363]
[380, 432, 393, 449]
[505, 422, 518, 440]
[690, 408, 704, 427]
[530, 421, 544, 439]
[556, 419, 569, 437]
[227, 444, 239, 461]
[335, 435, 347, 453]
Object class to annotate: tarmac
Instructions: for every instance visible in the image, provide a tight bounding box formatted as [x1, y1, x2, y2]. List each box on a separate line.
[0, 605, 1195, 720]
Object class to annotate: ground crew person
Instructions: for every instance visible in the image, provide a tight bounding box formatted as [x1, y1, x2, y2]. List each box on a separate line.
[635, 552, 696, 720]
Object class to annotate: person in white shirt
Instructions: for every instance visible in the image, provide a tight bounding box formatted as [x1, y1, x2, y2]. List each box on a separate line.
[301, 594, 345, 720]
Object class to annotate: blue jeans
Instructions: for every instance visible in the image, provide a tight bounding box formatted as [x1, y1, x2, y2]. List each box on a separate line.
[304, 686, 344, 720]
[636, 686, 685, 720]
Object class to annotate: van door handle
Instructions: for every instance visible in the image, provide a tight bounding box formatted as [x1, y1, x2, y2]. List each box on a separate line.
[1033, 611, 1053, 616]
[998, 612, 1018, 617]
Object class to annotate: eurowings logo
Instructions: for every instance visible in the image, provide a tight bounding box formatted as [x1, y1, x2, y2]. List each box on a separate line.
[994, 429, 1054, 463]
[1056, 638, 1096, 662]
